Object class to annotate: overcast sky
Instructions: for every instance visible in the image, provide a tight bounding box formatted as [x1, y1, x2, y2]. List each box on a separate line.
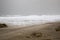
[0, 0, 60, 16]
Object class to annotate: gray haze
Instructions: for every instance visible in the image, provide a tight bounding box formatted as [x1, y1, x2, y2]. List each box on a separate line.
[0, 0, 60, 16]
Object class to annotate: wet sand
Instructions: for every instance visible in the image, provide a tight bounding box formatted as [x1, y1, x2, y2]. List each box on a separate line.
[0, 22, 60, 40]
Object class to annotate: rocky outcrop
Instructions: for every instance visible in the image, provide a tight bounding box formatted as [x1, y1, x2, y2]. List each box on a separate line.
[0, 23, 8, 28]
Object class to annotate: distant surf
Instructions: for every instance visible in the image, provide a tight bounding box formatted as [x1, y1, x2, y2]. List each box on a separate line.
[0, 15, 60, 26]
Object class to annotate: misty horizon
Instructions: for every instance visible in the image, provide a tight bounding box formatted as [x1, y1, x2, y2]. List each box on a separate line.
[0, 0, 60, 15]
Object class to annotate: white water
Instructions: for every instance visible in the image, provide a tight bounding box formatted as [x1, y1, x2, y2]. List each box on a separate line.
[0, 15, 60, 26]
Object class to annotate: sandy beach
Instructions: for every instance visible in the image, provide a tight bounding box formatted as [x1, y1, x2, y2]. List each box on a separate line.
[0, 21, 60, 40]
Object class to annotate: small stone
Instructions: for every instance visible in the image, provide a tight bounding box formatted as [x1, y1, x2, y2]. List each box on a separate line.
[31, 32, 42, 38]
[26, 36, 30, 38]
[55, 26, 60, 31]
[42, 39, 51, 40]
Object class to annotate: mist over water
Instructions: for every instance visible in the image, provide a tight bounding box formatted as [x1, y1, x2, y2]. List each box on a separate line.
[0, 15, 60, 26]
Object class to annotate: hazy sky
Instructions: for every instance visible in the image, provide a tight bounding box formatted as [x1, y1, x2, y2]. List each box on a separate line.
[0, 0, 60, 16]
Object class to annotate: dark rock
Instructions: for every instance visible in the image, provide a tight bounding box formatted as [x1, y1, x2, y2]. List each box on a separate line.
[55, 26, 60, 31]
[0, 23, 8, 28]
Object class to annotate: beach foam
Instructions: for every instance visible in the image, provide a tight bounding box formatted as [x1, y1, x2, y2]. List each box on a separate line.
[0, 15, 60, 26]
